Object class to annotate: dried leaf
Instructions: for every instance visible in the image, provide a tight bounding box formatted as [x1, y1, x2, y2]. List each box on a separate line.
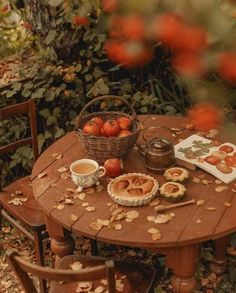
[114, 223, 122, 230]
[15, 190, 23, 195]
[207, 207, 216, 211]
[38, 172, 47, 178]
[58, 166, 68, 172]
[67, 188, 76, 193]
[196, 200, 205, 206]
[116, 279, 124, 292]
[149, 199, 160, 207]
[215, 186, 228, 192]
[75, 192, 86, 201]
[70, 261, 83, 271]
[61, 172, 69, 180]
[56, 204, 65, 210]
[126, 210, 139, 219]
[89, 221, 103, 231]
[70, 214, 79, 222]
[152, 233, 162, 240]
[215, 179, 222, 184]
[147, 228, 160, 234]
[147, 216, 156, 222]
[85, 206, 96, 212]
[154, 214, 170, 224]
[85, 187, 95, 194]
[76, 281, 92, 292]
[94, 286, 105, 293]
[192, 177, 201, 183]
[65, 198, 74, 205]
[97, 219, 110, 226]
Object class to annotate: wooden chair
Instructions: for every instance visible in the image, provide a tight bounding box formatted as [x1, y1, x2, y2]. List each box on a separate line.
[6, 250, 157, 293]
[0, 100, 47, 292]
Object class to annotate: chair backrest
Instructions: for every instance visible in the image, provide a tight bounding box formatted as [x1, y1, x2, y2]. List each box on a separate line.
[0, 99, 39, 161]
[6, 250, 116, 293]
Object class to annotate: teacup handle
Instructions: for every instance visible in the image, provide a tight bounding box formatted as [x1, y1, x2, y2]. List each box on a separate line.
[98, 166, 106, 178]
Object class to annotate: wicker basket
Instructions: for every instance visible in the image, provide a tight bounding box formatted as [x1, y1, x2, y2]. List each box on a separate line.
[75, 95, 141, 163]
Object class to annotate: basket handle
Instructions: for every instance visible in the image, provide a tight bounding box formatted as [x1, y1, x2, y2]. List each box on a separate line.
[77, 95, 137, 124]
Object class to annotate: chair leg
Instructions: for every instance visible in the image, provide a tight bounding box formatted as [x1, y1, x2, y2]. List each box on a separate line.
[33, 230, 47, 293]
[90, 239, 99, 256]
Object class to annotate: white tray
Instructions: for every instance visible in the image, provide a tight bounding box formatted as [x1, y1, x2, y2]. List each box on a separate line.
[174, 134, 236, 184]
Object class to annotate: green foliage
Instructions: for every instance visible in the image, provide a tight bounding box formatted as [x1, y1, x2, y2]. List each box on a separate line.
[0, 1, 190, 187]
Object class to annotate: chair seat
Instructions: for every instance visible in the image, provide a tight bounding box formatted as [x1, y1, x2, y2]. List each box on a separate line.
[0, 176, 45, 230]
[49, 255, 156, 293]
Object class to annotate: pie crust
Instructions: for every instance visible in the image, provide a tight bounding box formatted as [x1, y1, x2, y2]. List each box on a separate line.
[164, 167, 189, 182]
[160, 182, 186, 202]
[107, 173, 159, 206]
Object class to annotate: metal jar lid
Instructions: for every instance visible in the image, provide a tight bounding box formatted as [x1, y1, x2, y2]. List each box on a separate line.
[149, 138, 173, 153]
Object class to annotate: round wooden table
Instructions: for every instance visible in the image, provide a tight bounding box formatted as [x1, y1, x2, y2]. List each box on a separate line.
[32, 115, 236, 293]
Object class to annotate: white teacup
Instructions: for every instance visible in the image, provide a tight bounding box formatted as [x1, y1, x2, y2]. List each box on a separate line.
[70, 159, 106, 188]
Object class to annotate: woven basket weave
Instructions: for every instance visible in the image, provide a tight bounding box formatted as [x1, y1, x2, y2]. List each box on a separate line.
[75, 95, 141, 163]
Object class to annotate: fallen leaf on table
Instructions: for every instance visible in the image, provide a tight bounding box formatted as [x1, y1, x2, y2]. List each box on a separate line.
[192, 177, 201, 183]
[61, 172, 69, 180]
[215, 179, 222, 184]
[149, 199, 160, 206]
[65, 198, 74, 205]
[196, 200, 205, 206]
[207, 207, 216, 211]
[8, 197, 27, 206]
[147, 216, 156, 222]
[56, 204, 65, 210]
[215, 186, 228, 192]
[70, 214, 79, 222]
[85, 206, 96, 212]
[147, 228, 160, 234]
[126, 210, 139, 219]
[154, 214, 170, 224]
[75, 192, 86, 201]
[57, 166, 68, 172]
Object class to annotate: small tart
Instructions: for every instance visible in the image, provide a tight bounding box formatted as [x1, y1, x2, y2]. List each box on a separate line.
[107, 173, 159, 206]
[164, 167, 189, 182]
[160, 182, 186, 202]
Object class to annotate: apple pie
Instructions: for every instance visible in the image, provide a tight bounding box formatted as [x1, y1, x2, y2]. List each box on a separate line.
[107, 173, 159, 206]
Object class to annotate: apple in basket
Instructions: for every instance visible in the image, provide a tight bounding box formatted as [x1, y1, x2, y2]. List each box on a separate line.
[83, 120, 101, 136]
[117, 116, 131, 130]
[104, 158, 123, 178]
[103, 119, 121, 137]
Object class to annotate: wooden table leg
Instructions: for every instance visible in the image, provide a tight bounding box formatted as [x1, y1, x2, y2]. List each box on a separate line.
[165, 244, 199, 293]
[44, 214, 75, 265]
[210, 235, 230, 275]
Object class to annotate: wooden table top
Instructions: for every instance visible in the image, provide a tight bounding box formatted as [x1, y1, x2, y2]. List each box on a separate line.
[31, 115, 236, 249]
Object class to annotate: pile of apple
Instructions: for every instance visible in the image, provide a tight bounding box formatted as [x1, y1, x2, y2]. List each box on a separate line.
[83, 116, 133, 137]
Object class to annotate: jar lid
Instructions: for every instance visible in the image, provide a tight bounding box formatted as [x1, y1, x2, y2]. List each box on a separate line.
[149, 137, 172, 152]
